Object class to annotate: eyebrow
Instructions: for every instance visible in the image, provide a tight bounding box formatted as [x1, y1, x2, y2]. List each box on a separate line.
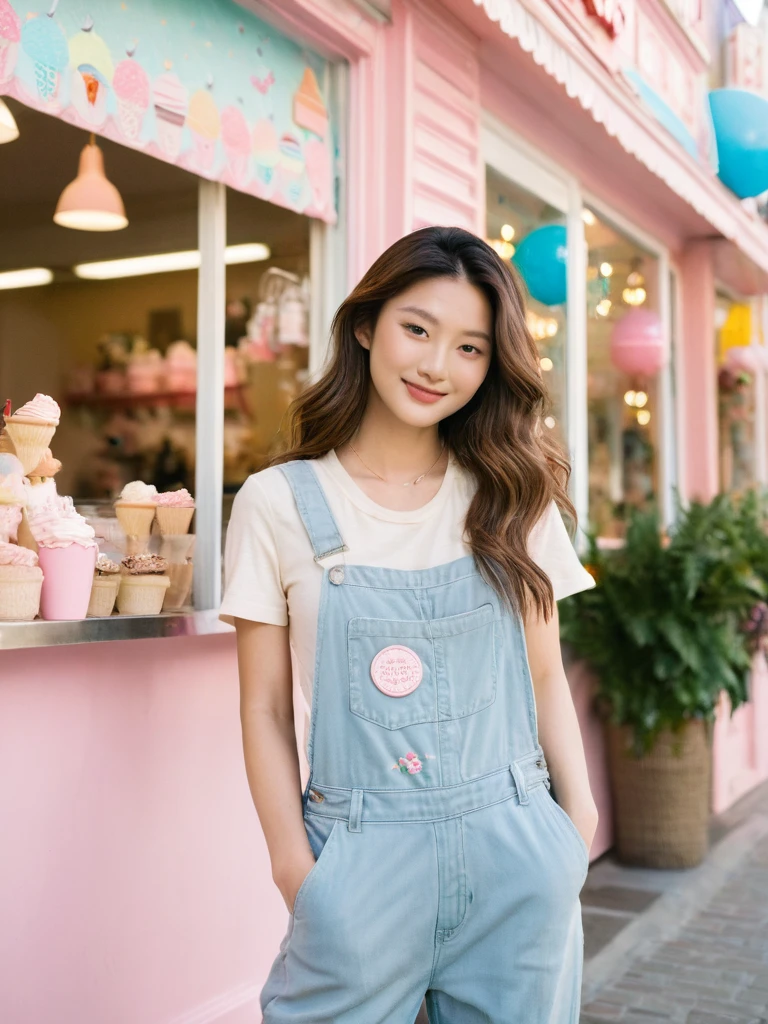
[396, 305, 492, 343]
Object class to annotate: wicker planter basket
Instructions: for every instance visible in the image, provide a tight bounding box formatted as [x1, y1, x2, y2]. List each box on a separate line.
[605, 718, 713, 869]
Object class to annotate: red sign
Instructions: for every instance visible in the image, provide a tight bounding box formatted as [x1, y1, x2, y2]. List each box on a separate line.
[582, 0, 626, 38]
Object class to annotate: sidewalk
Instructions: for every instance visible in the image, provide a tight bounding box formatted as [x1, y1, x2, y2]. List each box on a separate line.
[580, 779, 768, 1024]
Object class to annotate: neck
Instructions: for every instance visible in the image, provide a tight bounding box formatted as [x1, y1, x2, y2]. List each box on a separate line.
[347, 389, 444, 478]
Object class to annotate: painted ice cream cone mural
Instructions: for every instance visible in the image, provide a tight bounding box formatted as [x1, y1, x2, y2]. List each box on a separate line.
[252, 116, 279, 191]
[68, 16, 114, 127]
[113, 51, 150, 143]
[0, 0, 21, 86]
[293, 66, 332, 215]
[21, 3, 68, 105]
[221, 105, 250, 186]
[277, 133, 305, 207]
[152, 70, 188, 161]
[187, 87, 220, 172]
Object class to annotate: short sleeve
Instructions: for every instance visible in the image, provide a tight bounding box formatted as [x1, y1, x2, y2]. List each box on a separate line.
[219, 474, 289, 627]
[528, 500, 596, 602]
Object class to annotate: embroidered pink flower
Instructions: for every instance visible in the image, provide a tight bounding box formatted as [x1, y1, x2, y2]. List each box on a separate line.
[399, 757, 408, 766]
[393, 750, 431, 776]
[405, 752, 417, 760]
[407, 762, 422, 774]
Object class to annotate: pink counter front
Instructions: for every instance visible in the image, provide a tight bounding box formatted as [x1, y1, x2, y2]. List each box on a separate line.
[0, 634, 281, 1024]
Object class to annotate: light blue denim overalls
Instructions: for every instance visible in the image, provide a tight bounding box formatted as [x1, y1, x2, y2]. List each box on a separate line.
[260, 460, 589, 1024]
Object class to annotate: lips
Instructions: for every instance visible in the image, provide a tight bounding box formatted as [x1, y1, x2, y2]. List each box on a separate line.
[403, 379, 447, 403]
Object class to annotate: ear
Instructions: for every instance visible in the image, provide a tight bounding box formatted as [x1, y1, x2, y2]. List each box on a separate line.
[354, 323, 372, 351]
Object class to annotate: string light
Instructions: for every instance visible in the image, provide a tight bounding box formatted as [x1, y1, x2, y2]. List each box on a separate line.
[635, 391, 648, 408]
[500, 223, 515, 241]
[623, 258, 647, 306]
[637, 409, 651, 425]
[596, 298, 612, 317]
[544, 416, 556, 429]
[624, 390, 637, 406]
[582, 209, 596, 226]
[540, 357, 554, 372]
[600, 262, 613, 277]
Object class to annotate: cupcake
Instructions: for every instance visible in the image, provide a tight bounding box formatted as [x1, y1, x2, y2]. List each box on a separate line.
[4, 394, 60, 475]
[152, 71, 188, 160]
[0, 0, 21, 86]
[187, 89, 221, 172]
[112, 56, 150, 142]
[163, 558, 193, 611]
[221, 105, 250, 186]
[165, 340, 197, 393]
[292, 66, 328, 139]
[155, 488, 194, 536]
[87, 554, 120, 618]
[117, 553, 170, 615]
[27, 496, 97, 620]
[0, 542, 43, 621]
[114, 480, 157, 552]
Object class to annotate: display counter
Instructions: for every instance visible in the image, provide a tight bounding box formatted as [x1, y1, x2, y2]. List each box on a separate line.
[0, 608, 232, 650]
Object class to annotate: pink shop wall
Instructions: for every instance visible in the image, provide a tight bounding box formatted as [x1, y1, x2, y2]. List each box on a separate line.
[0, 634, 284, 1024]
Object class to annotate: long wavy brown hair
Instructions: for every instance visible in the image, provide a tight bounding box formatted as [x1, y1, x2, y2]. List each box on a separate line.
[268, 225, 576, 621]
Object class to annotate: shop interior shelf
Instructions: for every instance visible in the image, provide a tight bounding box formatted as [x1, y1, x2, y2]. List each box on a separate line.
[65, 386, 248, 413]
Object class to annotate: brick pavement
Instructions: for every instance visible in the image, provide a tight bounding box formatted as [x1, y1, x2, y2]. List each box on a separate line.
[581, 802, 768, 1023]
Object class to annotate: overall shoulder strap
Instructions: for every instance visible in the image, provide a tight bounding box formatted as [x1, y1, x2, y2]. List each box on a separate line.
[278, 460, 348, 563]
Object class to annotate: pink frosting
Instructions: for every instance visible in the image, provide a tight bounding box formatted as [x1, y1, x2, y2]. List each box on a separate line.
[0, 542, 38, 567]
[221, 106, 250, 153]
[0, 0, 21, 43]
[155, 488, 195, 508]
[0, 472, 26, 505]
[113, 58, 150, 107]
[0, 504, 21, 541]
[28, 496, 97, 549]
[12, 393, 60, 425]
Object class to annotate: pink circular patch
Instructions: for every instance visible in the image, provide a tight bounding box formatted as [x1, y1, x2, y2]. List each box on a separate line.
[370, 645, 423, 697]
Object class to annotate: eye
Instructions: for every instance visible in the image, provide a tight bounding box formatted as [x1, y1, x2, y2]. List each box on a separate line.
[402, 322, 428, 337]
[459, 343, 482, 355]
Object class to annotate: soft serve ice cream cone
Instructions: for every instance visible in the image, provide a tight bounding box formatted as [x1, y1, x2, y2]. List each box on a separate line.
[155, 488, 195, 536]
[114, 480, 157, 552]
[4, 394, 60, 474]
[87, 554, 120, 617]
[0, 542, 43, 621]
[28, 495, 98, 620]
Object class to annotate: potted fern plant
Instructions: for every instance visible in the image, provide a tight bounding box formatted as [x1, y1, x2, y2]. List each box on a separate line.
[560, 492, 768, 868]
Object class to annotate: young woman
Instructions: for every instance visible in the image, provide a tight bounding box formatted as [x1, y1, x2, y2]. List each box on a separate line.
[220, 225, 599, 1023]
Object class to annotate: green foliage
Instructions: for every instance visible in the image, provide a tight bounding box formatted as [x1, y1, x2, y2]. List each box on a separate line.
[559, 491, 768, 755]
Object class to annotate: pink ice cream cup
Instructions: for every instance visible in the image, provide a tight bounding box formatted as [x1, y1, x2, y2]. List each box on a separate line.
[38, 542, 98, 620]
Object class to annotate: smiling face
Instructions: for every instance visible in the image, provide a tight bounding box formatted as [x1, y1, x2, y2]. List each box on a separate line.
[356, 275, 494, 428]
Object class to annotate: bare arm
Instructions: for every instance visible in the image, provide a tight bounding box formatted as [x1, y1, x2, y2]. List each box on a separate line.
[234, 617, 316, 912]
[524, 599, 599, 851]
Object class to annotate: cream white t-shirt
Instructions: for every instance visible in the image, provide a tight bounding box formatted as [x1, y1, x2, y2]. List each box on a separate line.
[219, 450, 595, 765]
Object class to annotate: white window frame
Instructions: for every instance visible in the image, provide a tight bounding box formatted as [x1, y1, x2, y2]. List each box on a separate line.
[481, 114, 589, 529]
[580, 191, 678, 531]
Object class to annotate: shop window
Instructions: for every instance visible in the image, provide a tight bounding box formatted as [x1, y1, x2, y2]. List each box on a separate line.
[716, 295, 757, 494]
[485, 167, 567, 445]
[584, 211, 661, 539]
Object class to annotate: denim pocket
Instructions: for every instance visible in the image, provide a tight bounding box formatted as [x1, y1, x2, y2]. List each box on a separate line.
[347, 604, 497, 730]
[538, 784, 590, 877]
[292, 814, 340, 917]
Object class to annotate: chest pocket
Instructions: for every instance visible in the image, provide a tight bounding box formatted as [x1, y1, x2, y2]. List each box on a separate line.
[347, 603, 497, 731]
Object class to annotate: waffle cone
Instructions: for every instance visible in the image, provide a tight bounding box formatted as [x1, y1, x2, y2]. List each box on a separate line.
[116, 573, 170, 615]
[5, 417, 56, 474]
[115, 503, 156, 540]
[16, 508, 38, 554]
[155, 506, 194, 536]
[162, 561, 194, 610]
[87, 575, 119, 617]
[0, 564, 43, 620]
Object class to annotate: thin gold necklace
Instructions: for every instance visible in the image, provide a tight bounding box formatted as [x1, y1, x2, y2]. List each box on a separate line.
[347, 439, 446, 487]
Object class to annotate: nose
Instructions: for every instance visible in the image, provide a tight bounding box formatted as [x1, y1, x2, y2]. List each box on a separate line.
[417, 344, 448, 383]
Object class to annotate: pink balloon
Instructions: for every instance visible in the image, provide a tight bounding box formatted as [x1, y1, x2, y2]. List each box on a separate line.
[610, 309, 667, 376]
[725, 345, 760, 373]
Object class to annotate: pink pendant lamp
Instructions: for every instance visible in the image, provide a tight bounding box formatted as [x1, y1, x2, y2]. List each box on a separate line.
[54, 135, 128, 231]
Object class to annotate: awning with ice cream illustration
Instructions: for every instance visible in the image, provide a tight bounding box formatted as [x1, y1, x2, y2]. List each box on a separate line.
[0, 0, 336, 223]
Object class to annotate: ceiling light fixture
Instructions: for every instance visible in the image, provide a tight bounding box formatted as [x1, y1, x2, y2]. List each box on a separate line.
[73, 242, 272, 280]
[54, 135, 128, 231]
[0, 99, 19, 144]
[0, 268, 54, 290]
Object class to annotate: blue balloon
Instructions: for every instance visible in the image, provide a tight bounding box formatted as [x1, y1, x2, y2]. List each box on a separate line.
[512, 224, 567, 307]
[709, 89, 768, 199]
